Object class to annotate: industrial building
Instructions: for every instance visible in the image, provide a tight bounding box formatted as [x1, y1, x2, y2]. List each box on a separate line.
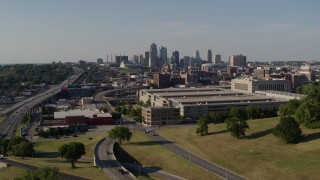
[139, 86, 288, 120]
[231, 78, 292, 93]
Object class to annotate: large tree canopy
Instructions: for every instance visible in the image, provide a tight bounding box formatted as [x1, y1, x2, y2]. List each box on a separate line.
[273, 116, 302, 143]
[58, 142, 86, 169]
[226, 108, 249, 138]
[108, 126, 132, 145]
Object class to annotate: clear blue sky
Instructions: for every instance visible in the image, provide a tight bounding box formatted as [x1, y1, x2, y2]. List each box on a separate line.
[0, 0, 319, 63]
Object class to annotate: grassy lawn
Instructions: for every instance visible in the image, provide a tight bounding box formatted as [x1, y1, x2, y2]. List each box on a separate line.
[157, 117, 320, 180]
[9, 132, 109, 180]
[0, 116, 4, 123]
[120, 131, 219, 180]
[0, 166, 27, 180]
[10, 156, 106, 180]
[34, 132, 107, 158]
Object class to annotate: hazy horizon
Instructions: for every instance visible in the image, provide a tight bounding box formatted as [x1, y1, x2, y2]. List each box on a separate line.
[1, 0, 319, 64]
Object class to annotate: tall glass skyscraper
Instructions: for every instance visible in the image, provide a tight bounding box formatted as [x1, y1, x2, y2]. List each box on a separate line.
[172, 51, 179, 66]
[194, 50, 200, 59]
[149, 43, 157, 68]
[207, 49, 212, 62]
[159, 46, 167, 66]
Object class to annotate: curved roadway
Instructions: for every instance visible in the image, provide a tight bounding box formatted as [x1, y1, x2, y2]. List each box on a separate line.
[95, 89, 247, 180]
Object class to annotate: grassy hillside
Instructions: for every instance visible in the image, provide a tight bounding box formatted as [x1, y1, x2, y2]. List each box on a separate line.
[157, 117, 320, 180]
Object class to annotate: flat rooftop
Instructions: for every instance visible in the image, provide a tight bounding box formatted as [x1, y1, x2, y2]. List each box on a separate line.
[141, 87, 223, 93]
[153, 90, 245, 98]
[171, 95, 282, 104]
[54, 109, 111, 119]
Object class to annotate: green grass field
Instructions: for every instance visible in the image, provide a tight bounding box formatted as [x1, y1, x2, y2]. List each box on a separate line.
[120, 131, 219, 180]
[34, 133, 107, 158]
[0, 166, 27, 180]
[10, 132, 109, 180]
[157, 117, 320, 180]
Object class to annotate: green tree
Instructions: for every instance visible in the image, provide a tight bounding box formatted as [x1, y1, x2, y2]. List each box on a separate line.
[0, 138, 10, 155]
[111, 112, 122, 121]
[8, 136, 25, 152]
[279, 99, 300, 116]
[226, 117, 249, 138]
[145, 100, 151, 106]
[229, 108, 247, 121]
[196, 117, 209, 136]
[108, 126, 132, 145]
[206, 113, 223, 124]
[58, 142, 86, 169]
[295, 98, 320, 128]
[15, 167, 59, 180]
[246, 106, 261, 119]
[226, 108, 249, 138]
[12, 142, 34, 158]
[273, 116, 302, 143]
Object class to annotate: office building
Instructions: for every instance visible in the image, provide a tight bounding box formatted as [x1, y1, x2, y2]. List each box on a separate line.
[149, 43, 158, 68]
[142, 106, 180, 126]
[213, 54, 221, 64]
[229, 54, 247, 67]
[207, 49, 212, 62]
[231, 78, 292, 93]
[153, 73, 171, 88]
[172, 51, 180, 66]
[144, 51, 150, 66]
[115, 55, 129, 65]
[139, 87, 288, 120]
[194, 50, 200, 59]
[159, 46, 167, 67]
[97, 58, 103, 65]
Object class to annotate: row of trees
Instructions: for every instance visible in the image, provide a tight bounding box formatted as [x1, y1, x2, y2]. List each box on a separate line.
[196, 106, 278, 138]
[15, 167, 59, 180]
[115, 105, 142, 123]
[0, 136, 34, 158]
[0, 63, 73, 86]
[36, 127, 74, 138]
[195, 106, 303, 143]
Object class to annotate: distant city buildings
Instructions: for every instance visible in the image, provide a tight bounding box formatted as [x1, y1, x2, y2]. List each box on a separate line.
[115, 55, 128, 65]
[229, 54, 247, 67]
[149, 43, 158, 68]
[172, 51, 180, 66]
[213, 54, 221, 64]
[97, 58, 103, 65]
[207, 49, 212, 62]
[194, 50, 200, 59]
[159, 46, 167, 67]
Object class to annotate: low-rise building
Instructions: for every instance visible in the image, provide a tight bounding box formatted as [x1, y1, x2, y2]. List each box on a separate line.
[142, 106, 180, 126]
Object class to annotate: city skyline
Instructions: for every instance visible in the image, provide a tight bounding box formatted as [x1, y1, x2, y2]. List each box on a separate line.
[0, 0, 319, 64]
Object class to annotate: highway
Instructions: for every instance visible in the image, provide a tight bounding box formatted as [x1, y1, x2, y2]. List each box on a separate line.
[0, 68, 83, 138]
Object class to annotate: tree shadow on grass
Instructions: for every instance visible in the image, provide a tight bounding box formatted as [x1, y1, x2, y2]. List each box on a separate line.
[34, 152, 58, 158]
[129, 140, 173, 146]
[246, 128, 274, 139]
[300, 132, 320, 143]
[205, 129, 228, 136]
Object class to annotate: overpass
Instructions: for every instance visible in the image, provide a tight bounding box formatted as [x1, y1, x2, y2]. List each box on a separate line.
[0, 67, 83, 138]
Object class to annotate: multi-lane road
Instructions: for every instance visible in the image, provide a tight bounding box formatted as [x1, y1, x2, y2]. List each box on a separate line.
[0, 68, 83, 138]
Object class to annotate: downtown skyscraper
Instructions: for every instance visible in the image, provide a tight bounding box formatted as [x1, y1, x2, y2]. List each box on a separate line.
[149, 43, 158, 68]
[159, 46, 167, 67]
[206, 49, 212, 62]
